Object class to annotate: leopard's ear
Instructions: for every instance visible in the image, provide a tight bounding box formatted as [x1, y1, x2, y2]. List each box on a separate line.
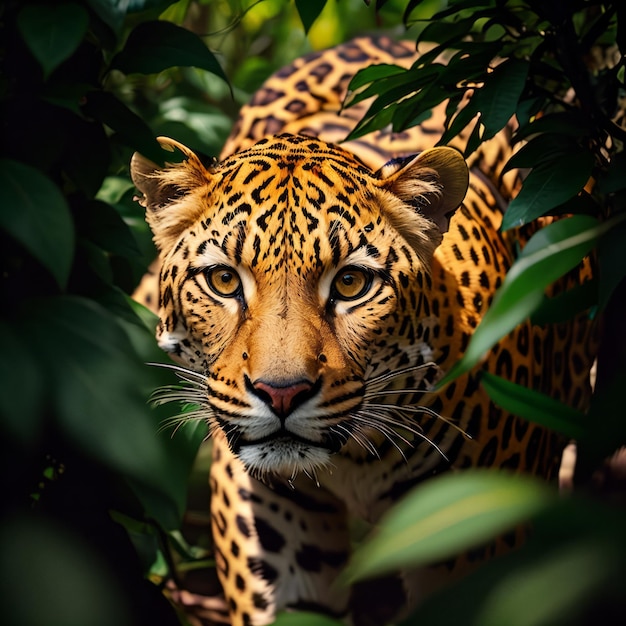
[130, 137, 212, 252]
[378, 146, 469, 233]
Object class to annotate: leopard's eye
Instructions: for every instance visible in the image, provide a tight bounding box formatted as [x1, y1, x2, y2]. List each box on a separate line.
[332, 267, 373, 301]
[205, 266, 242, 298]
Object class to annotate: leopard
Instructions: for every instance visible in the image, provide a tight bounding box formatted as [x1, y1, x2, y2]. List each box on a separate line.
[130, 36, 597, 626]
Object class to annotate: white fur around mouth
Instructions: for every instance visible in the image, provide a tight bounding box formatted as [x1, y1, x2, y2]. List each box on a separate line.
[236, 436, 334, 478]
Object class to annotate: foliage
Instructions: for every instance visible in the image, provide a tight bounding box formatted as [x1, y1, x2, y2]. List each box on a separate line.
[0, 0, 224, 623]
[2, 0, 625, 625]
[340, 1, 626, 624]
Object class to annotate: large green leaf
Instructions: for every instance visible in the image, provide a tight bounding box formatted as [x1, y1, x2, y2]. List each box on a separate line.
[501, 151, 594, 230]
[0, 514, 132, 626]
[83, 91, 164, 164]
[0, 322, 44, 445]
[295, 0, 328, 33]
[402, 498, 624, 626]
[20, 297, 185, 527]
[110, 20, 229, 87]
[17, 3, 89, 78]
[0, 159, 74, 288]
[343, 471, 551, 583]
[480, 372, 587, 439]
[438, 214, 620, 387]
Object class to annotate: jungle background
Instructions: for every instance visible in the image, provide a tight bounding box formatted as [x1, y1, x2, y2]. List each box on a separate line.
[1, 0, 625, 624]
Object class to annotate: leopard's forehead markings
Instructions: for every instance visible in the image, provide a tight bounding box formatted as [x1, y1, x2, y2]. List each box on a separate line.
[196, 136, 384, 274]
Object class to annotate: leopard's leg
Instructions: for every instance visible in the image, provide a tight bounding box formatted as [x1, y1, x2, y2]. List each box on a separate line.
[209, 432, 351, 626]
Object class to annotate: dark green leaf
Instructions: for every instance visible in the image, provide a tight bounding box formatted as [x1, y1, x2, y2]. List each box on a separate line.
[86, 0, 128, 34]
[344, 471, 551, 583]
[20, 297, 184, 526]
[418, 14, 489, 45]
[480, 372, 587, 439]
[0, 323, 44, 445]
[530, 280, 598, 325]
[598, 215, 626, 309]
[295, 0, 328, 33]
[598, 152, 626, 194]
[438, 215, 615, 386]
[78, 200, 142, 259]
[0, 159, 74, 288]
[0, 514, 133, 626]
[346, 63, 409, 93]
[503, 134, 580, 174]
[272, 611, 344, 626]
[83, 91, 164, 164]
[110, 20, 229, 88]
[502, 151, 594, 230]
[514, 111, 592, 142]
[17, 3, 89, 78]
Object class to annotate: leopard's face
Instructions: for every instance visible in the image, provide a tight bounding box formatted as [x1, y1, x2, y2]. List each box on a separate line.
[132, 134, 468, 477]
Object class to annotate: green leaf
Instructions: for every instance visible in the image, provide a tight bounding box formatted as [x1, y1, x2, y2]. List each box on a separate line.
[20, 297, 185, 526]
[598, 215, 626, 309]
[85, 0, 128, 34]
[0, 322, 44, 445]
[404, 497, 625, 626]
[110, 20, 229, 88]
[0, 514, 132, 626]
[503, 134, 580, 174]
[438, 214, 618, 386]
[272, 611, 345, 626]
[344, 471, 551, 583]
[0, 159, 74, 288]
[17, 3, 89, 78]
[83, 91, 164, 164]
[502, 151, 594, 230]
[480, 372, 587, 439]
[474, 541, 614, 626]
[530, 279, 598, 325]
[513, 111, 592, 142]
[77, 200, 142, 259]
[295, 0, 328, 33]
[346, 63, 409, 93]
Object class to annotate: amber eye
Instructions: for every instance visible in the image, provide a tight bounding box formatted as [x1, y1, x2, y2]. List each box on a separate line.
[205, 266, 242, 298]
[332, 267, 373, 301]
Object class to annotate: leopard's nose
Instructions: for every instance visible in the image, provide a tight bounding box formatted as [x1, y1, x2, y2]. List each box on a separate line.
[247, 377, 319, 419]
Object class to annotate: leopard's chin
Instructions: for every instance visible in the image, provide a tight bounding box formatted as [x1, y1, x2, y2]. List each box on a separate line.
[236, 437, 334, 478]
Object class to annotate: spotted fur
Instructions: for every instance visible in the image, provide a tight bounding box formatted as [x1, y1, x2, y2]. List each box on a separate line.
[131, 36, 596, 626]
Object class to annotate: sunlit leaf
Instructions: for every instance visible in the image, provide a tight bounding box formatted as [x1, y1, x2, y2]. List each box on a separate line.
[480, 372, 587, 439]
[17, 3, 89, 78]
[344, 471, 551, 583]
[502, 151, 594, 229]
[438, 214, 620, 386]
[295, 0, 328, 33]
[403, 498, 625, 626]
[346, 63, 409, 93]
[110, 20, 229, 88]
[0, 159, 74, 288]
